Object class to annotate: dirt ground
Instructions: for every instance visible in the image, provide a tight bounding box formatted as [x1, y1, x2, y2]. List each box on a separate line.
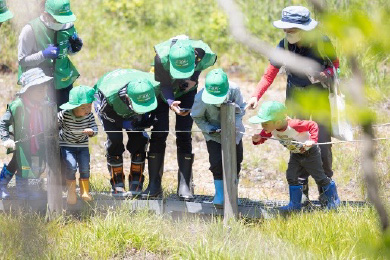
[0, 71, 375, 202]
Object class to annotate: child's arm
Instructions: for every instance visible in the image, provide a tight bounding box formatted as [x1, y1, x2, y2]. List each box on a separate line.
[252, 130, 272, 145]
[0, 109, 15, 149]
[191, 93, 217, 134]
[289, 119, 319, 143]
[231, 87, 246, 125]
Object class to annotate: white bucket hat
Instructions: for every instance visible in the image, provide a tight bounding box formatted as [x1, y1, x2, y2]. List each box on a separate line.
[19, 68, 53, 94]
[273, 6, 318, 31]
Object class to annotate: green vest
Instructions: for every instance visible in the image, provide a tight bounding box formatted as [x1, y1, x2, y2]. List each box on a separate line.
[18, 18, 80, 90]
[154, 39, 217, 99]
[96, 69, 160, 118]
[8, 99, 46, 178]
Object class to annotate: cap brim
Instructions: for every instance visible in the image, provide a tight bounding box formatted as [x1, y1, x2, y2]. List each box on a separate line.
[59, 103, 79, 110]
[52, 13, 76, 24]
[201, 89, 228, 105]
[169, 63, 195, 79]
[248, 115, 268, 124]
[19, 75, 53, 94]
[0, 10, 13, 23]
[131, 96, 158, 114]
[273, 20, 317, 31]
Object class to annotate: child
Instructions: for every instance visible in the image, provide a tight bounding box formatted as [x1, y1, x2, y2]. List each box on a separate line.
[0, 68, 52, 199]
[58, 86, 98, 204]
[191, 68, 245, 207]
[249, 101, 340, 210]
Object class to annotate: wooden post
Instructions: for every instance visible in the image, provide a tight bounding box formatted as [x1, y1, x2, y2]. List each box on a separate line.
[44, 98, 63, 218]
[221, 102, 238, 223]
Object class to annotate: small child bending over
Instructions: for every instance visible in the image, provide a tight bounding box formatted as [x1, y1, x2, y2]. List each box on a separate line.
[191, 68, 245, 207]
[58, 86, 98, 205]
[249, 101, 340, 211]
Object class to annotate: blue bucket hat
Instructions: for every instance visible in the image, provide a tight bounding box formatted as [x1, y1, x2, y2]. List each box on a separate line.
[273, 6, 318, 31]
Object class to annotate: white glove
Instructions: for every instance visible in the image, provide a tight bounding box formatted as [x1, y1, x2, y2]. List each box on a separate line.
[3, 139, 15, 149]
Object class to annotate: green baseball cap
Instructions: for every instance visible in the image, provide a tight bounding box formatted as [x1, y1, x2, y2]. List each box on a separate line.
[169, 40, 195, 79]
[0, 0, 13, 23]
[45, 0, 76, 24]
[202, 68, 229, 105]
[60, 85, 96, 110]
[127, 79, 157, 114]
[249, 101, 287, 124]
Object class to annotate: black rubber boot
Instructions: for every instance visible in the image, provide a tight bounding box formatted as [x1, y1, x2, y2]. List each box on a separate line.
[128, 152, 145, 197]
[142, 153, 164, 199]
[107, 155, 126, 197]
[177, 153, 194, 201]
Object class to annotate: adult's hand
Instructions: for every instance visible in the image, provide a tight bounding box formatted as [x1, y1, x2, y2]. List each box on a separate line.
[42, 44, 59, 59]
[69, 32, 83, 53]
[170, 101, 190, 116]
[245, 96, 258, 110]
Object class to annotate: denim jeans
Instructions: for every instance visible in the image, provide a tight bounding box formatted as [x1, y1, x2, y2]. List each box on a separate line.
[60, 146, 90, 180]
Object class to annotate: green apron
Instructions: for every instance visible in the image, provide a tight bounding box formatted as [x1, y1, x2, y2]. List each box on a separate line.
[18, 18, 80, 90]
[96, 69, 160, 118]
[8, 99, 46, 178]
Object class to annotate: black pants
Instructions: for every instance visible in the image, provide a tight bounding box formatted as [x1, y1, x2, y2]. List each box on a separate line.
[206, 140, 243, 180]
[286, 146, 331, 187]
[149, 90, 197, 154]
[286, 83, 333, 179]
[56, 84, 73, 109]
[101, 117, 149, 157]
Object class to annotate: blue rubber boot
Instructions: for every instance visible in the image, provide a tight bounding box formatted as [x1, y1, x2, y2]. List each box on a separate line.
[279, 185, 303, 212]
[213, 180, 224, 208]
[322, 181, 340, 210]
[0, 164, 13, 199]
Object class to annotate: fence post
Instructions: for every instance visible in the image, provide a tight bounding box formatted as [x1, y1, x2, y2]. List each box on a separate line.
[221, 102, 238, 223]
[44, 97, 63, 218]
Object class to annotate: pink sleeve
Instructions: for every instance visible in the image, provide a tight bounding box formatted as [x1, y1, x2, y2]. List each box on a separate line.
[253, 129, 272, 145]
[288, 119, 319, 142]
[252, 64, 279, 100]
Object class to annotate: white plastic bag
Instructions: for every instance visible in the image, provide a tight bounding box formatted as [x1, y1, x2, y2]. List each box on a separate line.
[328, 76, 354, 141]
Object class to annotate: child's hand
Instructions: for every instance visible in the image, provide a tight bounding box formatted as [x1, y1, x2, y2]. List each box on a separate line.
[83, 128, 94, 137]
[252, 134, 261, 143]
[303, 140, 315, 148]
[3, 139, 15, 149]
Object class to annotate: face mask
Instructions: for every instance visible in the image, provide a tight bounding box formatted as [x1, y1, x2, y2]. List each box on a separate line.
[285, 31, 301, 44]
[47, 21, 65, 31]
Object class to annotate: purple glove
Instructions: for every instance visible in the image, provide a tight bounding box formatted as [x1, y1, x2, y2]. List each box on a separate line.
[42, 44, 59, 59]
[122, 120, 134, 130]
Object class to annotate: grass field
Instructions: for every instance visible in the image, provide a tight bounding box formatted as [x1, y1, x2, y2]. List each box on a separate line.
[1, 0, 390, 259]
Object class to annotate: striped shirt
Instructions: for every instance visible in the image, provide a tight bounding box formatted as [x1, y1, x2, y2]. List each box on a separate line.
[58, 110, 98, 147]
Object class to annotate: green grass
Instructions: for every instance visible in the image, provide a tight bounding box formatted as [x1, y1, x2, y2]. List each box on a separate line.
[0, 206, 389, 259]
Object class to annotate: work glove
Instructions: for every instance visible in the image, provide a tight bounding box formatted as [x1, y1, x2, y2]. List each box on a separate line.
[3, 139, 15, 150]
[42, 44, 59, 59]
[68, 32, 83, 53]
[208, 126, 221, 134]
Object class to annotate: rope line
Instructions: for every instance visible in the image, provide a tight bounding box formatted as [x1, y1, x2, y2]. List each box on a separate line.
[8, 128, 390, 146]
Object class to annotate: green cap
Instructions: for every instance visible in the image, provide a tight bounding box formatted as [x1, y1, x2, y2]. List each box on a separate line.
[60, 85, 96, 110]
[127, 79, 157, 114]
[45, 0, 76, 24]
[202, 69, 229, 105]
[249, 101, 287, 124]
[169, 41, 195, 79]
[0, 0, 13, 23]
